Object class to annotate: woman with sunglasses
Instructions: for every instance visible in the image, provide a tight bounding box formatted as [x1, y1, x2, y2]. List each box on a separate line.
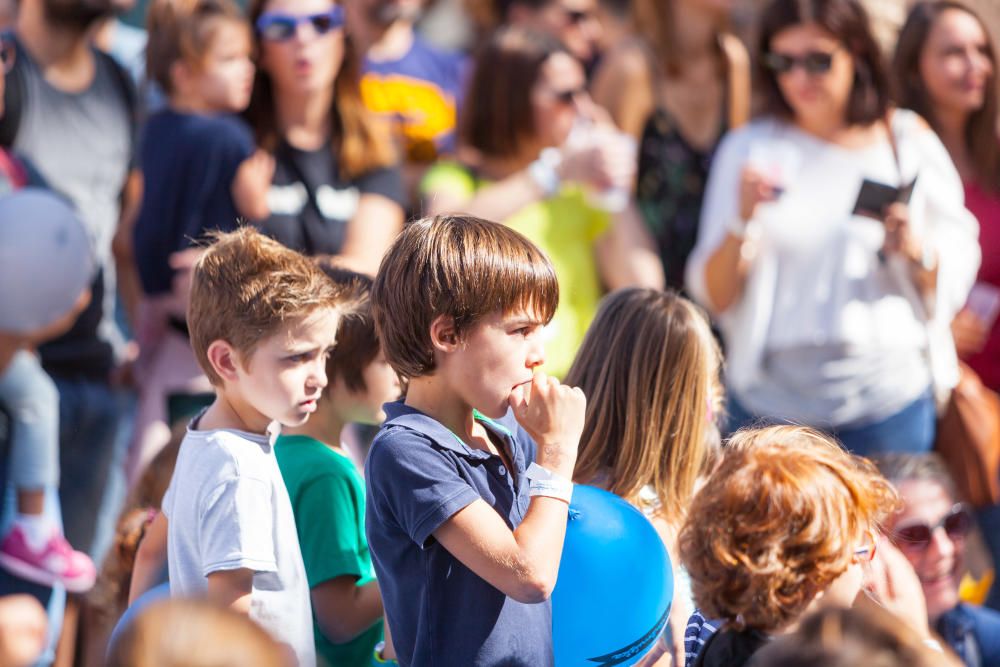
[879, 453, 1000, 666]
[420, 27, 663, 378]
[685, 0, 980, 457]
[246, 0, 405, 273]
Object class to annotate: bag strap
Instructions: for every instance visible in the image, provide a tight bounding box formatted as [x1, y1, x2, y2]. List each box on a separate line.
[0, 32, 27, 148]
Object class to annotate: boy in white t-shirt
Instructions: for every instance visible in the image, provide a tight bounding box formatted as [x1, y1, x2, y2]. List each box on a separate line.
[130, 228, 348, 665]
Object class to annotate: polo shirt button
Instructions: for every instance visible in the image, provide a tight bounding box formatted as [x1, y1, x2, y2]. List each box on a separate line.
[498, 465, 507, 476]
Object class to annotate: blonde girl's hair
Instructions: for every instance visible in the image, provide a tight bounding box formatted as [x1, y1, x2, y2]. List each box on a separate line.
[146, 0, 249, 95]
[566, 288, 722, 527]
[246, 0, 396, 178]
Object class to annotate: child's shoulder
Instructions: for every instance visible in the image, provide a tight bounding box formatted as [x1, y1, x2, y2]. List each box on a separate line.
[175, 428, 275, 487]
[148, 110, 254, 149]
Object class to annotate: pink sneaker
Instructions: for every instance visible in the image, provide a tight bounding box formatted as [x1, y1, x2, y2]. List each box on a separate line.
[0, 525, 96, 593]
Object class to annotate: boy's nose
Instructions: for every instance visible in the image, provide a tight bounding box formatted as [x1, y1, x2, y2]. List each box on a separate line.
[526, 339, 546, 370]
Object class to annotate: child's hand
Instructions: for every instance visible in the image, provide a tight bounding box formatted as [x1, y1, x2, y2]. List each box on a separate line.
[509, 373, 585, 479]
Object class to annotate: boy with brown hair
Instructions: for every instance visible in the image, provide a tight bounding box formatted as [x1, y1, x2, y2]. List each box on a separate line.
[366, 214, 586, 666]
[132, 227, 347, 666]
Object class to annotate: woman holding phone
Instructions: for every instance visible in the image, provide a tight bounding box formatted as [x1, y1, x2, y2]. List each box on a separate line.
[685, 0, 979, 457]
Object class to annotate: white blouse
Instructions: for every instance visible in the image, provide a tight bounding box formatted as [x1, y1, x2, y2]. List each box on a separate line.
[686, 110, 980, 424]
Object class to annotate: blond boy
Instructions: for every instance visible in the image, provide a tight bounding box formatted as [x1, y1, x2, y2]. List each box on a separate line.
[132, 228, 346, 665]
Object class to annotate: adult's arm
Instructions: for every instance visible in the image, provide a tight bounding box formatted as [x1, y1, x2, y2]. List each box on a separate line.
[594, 204, 665, 290]
[685, 127, 762, 314]
[337, 193, 405, 276]
[112, 169, 143, 329]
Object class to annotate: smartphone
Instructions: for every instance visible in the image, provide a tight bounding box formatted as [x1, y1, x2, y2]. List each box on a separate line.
[852, 176, 918, 221]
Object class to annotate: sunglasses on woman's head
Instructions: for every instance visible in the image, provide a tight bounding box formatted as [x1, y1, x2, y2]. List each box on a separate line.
[255, 7, 345, 42]
[892, 504, 972, 552]
[762, 50, 837, 76]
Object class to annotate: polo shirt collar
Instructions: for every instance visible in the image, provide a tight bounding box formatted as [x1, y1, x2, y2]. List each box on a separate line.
[382, 400, 514, 460]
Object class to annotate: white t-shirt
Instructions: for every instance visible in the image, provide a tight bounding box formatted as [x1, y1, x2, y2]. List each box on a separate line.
[162, 423, 315, 666]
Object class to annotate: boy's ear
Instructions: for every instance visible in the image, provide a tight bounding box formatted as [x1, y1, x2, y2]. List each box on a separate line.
[206, 340, 242, 383]
[429, 314, 460, 352]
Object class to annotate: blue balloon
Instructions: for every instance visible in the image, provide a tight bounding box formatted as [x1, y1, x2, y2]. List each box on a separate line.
[552, 485, 673, 667]
[107, 582, 171, 653]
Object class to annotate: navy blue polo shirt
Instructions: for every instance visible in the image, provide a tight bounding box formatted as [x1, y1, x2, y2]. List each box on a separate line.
[364, 400, 554, 667]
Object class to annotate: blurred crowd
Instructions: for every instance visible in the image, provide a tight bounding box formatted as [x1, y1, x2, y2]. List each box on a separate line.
[0, 0, 996, 664]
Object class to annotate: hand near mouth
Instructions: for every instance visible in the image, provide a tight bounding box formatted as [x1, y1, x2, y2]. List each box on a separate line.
[508, 372, 586, 480]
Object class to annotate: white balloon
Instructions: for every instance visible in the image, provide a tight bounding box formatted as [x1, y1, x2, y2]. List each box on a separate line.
[0, 188, 94, 334]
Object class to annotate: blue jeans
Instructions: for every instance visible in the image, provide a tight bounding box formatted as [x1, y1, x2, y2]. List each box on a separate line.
[54, 377, 134, 561]
[0, 351, 60, 492]
[726, 389, 937, 459]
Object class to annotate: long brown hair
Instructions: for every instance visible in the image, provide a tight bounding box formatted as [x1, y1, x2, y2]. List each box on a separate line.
[566, 289, 722, 528]
[893, 1, 1000, 193]
[245, 0, 395, 178]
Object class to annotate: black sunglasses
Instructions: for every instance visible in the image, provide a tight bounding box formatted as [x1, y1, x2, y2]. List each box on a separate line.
[562, 7, 592, 24]
[548, 86, 586, 105]
[0, 39, 14, 74]
[255, 7, 345, 42]
[892, 504, 973, 552]
[762, 50, 837, 76]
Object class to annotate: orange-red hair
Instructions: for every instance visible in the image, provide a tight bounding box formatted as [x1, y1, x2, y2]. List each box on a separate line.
[679, 426, 899, 632]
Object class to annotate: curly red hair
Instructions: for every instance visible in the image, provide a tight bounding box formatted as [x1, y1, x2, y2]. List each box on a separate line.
[679, 426, 899, 632]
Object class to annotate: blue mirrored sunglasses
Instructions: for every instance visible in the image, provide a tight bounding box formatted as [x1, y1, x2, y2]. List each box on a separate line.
[255, 7, 345, 41]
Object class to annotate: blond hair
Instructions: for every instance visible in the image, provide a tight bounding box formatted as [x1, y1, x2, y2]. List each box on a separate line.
[567, 289, 722, 528]
[679, 426, 899, 632]
[107, 598, 292, 667]
[188, 227, 345, 385]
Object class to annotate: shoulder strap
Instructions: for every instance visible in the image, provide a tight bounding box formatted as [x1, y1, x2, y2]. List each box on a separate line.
[0, 33, 28, 148]
[95, 47, 138, 148]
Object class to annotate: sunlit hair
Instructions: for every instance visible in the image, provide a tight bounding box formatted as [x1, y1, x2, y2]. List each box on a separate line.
[757, 0, 891, 125]
[371, 215, 558, 379]
[679, 426, 899, 632]
[315, 263, 379, 393]
[245, 0, 395, 178]
[876, 452, 960, 504]
[107, 598, 292, 667]
[146, 0, 249, 95]
[749, 605, 962, 667]
[188, 226, 346, 386]
[892, 1, 1000, 193]
[460, 27, 569, 159]
[567, 289, 722, 528]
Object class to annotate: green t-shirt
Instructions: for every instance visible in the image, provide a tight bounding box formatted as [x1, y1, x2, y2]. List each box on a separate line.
[274, 434, 383, 667]
[422, 162, 612, 378]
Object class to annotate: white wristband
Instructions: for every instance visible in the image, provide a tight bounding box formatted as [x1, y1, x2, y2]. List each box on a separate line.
[525, 462, 574, 503]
